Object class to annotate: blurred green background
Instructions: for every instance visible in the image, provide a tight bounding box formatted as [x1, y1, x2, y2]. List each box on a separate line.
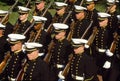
[0, 0, 119, 25]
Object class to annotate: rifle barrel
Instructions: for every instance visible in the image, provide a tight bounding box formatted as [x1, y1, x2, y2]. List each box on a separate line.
[1, 0, 19, 23]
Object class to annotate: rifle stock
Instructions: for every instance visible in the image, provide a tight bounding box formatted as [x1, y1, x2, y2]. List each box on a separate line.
[67, 21, 75, 41]
[86, 27, 98, 46]
[109, 32, 119, 53]
[16, 59, 27, 81]
[0, 51, 11, 74]
[44, 40, 55, 63]
[12, 21, 19, 33]
[61, 55, 73, 77]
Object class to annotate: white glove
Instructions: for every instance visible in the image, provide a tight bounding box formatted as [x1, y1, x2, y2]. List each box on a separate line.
[103, 61, 111, 69]
[106, 49, 113, 57]
[58, 71, 65, 80]
[84, 44, 89, 48]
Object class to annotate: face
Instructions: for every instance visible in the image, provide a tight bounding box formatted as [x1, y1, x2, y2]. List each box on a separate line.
[36, 1, 45, 11]
[19, 13, 28, 21]
[11, 42, 22, 52]
[86, 3, 95, 11]
[109, 5, 116, 13]
[27, 50, 38, 60]
[76, 12, 84, 20]
[74, 45, 84, 54]
[55, 31, 65, 40]
[57, 7, 65, 16]
[99, 18, 108, 28]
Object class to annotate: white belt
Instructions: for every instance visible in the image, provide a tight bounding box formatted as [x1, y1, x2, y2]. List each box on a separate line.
[98, 48, 106, 53]
[56, 64, 64, 68]
[72, 74, 84, 81]
[8, 76, 16, 81]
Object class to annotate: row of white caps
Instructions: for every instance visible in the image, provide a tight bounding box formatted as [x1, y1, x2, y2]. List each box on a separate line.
[7, 33, 88, 50]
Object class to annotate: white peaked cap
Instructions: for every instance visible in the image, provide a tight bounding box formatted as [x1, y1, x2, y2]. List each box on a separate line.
[53, 23, 69, 30]
[98, 12, 111, 18]
[33, 16, 47, 22]
[72, 38, 88, 45]
[107, 0, 115, 3]
[25, 42, 43, 49]
[18, 6, 30, 11]
[86, 0, 94, 2]
[0, 10, 8, 14]
[55, 2, 68, 7]
[116, 0, 119, 2]
[0, 23, 6, 29]
[8, 34, 26, 42]
[74, 5, 87, 11]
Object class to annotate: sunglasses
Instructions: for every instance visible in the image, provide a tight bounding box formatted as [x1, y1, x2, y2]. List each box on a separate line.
[19, 13, 26, 15]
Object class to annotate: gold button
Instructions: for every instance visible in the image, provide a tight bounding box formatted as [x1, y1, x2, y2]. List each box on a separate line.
[31, 69, 33, 71]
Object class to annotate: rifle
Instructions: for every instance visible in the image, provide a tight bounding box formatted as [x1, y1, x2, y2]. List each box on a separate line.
[85, 27, 98, 47]
[25, 0, 31, 7]
[0, 51, 11, 74]
[80, 0, 85, 6]
[81, 21, 93, 39]
[12, 21, 19, 34]
[23, 21, 35, 36]
[66, 20, 75, 41]
[43, 40, 55, 63]
[41, 1, 53, 17]
[1, 0, 19, 24]
[61, 54, 73, 77]
[16, 59, 27, 81]
[109, 32, 119, 53]
[67, 20, 93, 41]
